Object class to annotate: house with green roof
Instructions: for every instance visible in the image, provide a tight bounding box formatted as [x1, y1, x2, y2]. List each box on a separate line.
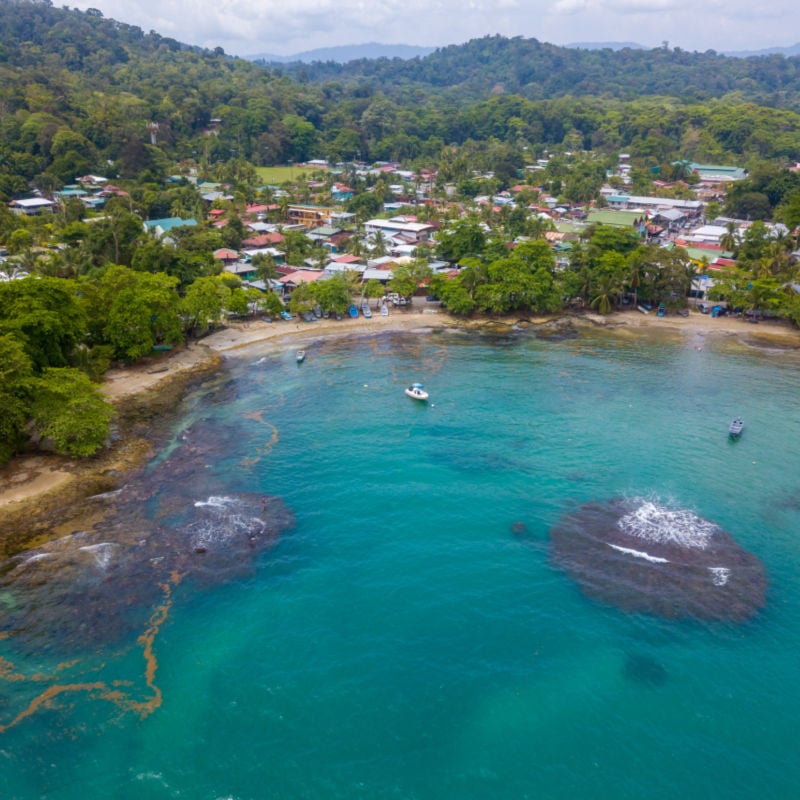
[688, 163, 747, 183]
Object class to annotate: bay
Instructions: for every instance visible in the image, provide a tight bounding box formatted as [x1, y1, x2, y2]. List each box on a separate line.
[2, 326, 799, 799]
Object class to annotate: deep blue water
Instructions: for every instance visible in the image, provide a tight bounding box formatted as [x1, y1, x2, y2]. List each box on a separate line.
[2, 326, 800, 799]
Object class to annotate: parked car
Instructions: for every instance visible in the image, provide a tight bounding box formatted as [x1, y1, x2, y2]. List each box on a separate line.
[697, 303, 710, 314]
[280, 310, 293, 321]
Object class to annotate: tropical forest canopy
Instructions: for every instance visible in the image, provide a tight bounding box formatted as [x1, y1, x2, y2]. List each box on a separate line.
[2, 0, 800, 193]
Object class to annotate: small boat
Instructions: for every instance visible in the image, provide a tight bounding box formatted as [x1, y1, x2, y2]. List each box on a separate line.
[729, 418, 744, 438]
[296, 350, 305, 363]
[380, 304, 389, 316]
[405, 382, 429, 401]
[348, 304, 358, 318]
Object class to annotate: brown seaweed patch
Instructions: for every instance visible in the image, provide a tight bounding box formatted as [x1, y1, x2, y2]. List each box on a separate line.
[0, 682, 109, 734]
[550, 498, 766, 621]
[0, 573, 181, 732]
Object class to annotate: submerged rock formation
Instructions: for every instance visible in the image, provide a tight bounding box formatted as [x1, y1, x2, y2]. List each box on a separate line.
[0, 492, 294, 653]
[550, 498, 766, 621]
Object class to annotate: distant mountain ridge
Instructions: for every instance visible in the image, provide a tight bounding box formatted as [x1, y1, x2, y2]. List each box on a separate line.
[725, 43, 800, 57]
[246, 42, 435, 64]
[567, 40, 800, 57]
[565, 42, 646, 51]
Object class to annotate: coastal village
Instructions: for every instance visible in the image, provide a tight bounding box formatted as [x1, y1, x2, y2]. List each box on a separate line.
[3, 8, 800, 795]
[5, 152, 799, 322]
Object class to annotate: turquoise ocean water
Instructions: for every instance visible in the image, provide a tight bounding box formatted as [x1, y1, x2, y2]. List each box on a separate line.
[2, 325, 800, 799]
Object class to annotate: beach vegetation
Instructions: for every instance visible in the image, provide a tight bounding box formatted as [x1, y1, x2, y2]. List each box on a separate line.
[0, 334, 35, 464]
[96, 266, 184, 360]
[30, 367, 114, 458]
[313, 273, 354, 315]
[0, 277, 87, 371]
[181, 276, 231, 335]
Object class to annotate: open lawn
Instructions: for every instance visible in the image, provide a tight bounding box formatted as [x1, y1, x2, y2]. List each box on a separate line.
[256, 165, 320, 184]
[587, 209, 643, 227]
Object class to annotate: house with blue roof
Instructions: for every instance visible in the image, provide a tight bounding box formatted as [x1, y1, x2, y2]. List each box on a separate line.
[143, 217, 198, 239]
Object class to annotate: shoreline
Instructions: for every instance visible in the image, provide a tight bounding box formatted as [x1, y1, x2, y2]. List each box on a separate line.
[1, 307, 798, 531]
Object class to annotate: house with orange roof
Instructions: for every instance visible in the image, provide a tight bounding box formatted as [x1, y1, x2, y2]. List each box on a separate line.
[281, 269, 326, 292]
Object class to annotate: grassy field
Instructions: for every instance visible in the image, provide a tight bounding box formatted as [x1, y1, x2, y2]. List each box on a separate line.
[256, 166, 320, 184]
[586, 209, 643, 227]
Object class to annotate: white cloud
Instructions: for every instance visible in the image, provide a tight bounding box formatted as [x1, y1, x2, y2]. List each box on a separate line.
[70, 0, 800, 57]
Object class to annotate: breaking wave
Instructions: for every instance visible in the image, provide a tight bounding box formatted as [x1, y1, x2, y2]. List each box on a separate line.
[549, 497, 766, 621]
[608, 543, 669, 564]
[78, 542, 116, 570]
[194, 496, 238, 509]
[709, 567, 731, 586]
[617, 500, 718, 550]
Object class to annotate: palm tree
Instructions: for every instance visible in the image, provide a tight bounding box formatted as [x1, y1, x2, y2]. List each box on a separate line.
[720, 221, 738, 255]
[625, 252, 643, 308]
[762, 239, 792, 277]
[371, 230, 388, 257]
[459, 262, 488, 299]
[251, 252, 278, 284]
[346, 235, 365, 258]
[590, 273, 622, 315]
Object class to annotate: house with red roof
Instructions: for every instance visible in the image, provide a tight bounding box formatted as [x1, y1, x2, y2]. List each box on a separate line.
[331, 183, 354, 202]
[213, 248, 240, 265]
[242, 232, 285, 249]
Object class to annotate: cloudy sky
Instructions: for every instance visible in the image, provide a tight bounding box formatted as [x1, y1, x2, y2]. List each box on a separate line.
[71, 1, 798, 57]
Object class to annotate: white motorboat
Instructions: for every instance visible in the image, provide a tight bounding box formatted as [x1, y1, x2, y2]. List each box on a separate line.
[405, 383, 429, 401]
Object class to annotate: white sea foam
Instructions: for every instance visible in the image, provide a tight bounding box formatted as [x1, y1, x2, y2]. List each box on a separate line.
[194, 496, 238, 508]
[22, 552, 52, 564]
[88, 488, 124, 500]
[79, 542, 116, 570]
[608, 543, 670, 564]
[709, 567, 731, 586]
[618, 500, 716, 550]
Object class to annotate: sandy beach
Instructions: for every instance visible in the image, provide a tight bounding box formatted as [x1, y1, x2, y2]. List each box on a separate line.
[1, 306, 798, 517]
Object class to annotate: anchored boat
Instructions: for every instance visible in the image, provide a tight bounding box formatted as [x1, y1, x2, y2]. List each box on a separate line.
[405, 383, 429, 401]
